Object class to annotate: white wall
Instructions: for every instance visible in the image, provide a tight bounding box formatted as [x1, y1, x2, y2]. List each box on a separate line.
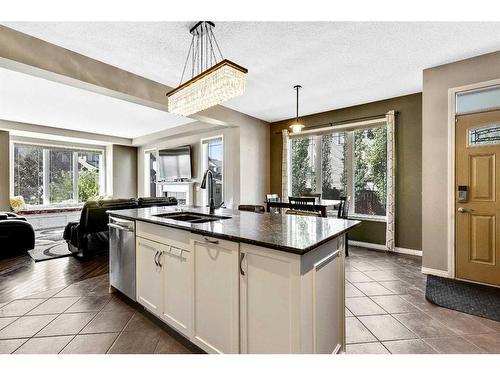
[137, 117, 270, 208]
[137, 125, 241, 208]
[239, 119, 270, 205]
[422, 51, 500, 273]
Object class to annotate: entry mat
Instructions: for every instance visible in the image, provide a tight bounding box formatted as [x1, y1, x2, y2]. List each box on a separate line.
[426, 275, 500, 322]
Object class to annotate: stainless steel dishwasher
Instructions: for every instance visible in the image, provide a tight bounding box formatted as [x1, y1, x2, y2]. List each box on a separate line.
[108, 216, 136, 301]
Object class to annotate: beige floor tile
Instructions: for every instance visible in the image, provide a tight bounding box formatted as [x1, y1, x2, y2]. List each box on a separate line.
[65, 295, 111, 313]
[393, 312, 457, 338]
[346, 283, 365, 297]
[27, 297, 80, 315]
[14, 335, 74, 354]
[345, 272, 373, 283]
[155, 331, 192, 354]
[363, 270, 400, 282]
[0, 338, 27, 354]
[61, 333, 119, 354]
[0, 299, 46, 317]
[359, 315, 417, 341]
[80, 310, 134, 334]
[36, 312, 97, 337]
[108, 330, 160, 354]
[0, 317, 17, 331]
[345, 297, 387, 316]
[370, 295, 420, 314]
[424, 336, 485, 354]
[346, 342, 389, 354]
[348, 262, 382, 272]
[353, 282, 395, 296]
[0, 314, 57, 339]
[463, 333, 500, 354]
[425, 308, 495, 336]
[382, 339, 437, 354]
[346, 317, 377, 344]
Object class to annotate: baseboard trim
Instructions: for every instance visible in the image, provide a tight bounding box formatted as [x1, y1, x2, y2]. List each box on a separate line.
[348, 240, 422, 257]
[394, 247, 422, 257]
[421, 267, 450, 278]
[348, 240, 387, 251]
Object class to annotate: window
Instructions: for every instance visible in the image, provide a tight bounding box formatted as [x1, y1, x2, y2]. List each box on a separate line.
[201, 136, 223, 206]
[13, 142, 105, 206]
[468, 124, 500, 146]
[288, 124, 387, 218]
[144, 150, 158, 197]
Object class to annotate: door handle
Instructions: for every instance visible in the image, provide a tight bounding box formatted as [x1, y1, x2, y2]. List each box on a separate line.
[154, 251, 159, 266]
[239, 252, 245, 276]
[458, 207, 474, 213]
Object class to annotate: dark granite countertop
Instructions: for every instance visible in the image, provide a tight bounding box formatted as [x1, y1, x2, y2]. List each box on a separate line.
[107, 205, 361, 255]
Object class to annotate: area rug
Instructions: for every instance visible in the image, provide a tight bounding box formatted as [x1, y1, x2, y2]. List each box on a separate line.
[426, 275, 500, 322]
[27, 227, 72, 262]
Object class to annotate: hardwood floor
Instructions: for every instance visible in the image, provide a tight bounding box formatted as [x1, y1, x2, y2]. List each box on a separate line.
[0, 253, 108, 304]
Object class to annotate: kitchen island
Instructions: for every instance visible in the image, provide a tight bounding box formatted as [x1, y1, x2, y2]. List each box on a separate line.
[107, 205, 360, 354]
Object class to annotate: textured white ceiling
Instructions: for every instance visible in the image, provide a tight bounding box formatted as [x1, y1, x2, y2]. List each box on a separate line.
[3, 22, 500, 123]
[0, 67, 193, 138]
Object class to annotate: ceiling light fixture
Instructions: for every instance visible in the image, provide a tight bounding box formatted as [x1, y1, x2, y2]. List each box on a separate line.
[166, 21, 248, 117]
[289, 85, 305, 133]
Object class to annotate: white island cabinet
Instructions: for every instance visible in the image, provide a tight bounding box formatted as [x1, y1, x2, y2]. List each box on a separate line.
[134, 220, 346, 354]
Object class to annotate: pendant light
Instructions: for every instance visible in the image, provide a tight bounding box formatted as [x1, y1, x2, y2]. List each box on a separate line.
[289, 85, 305, 133]
[167, 21, 248, 117]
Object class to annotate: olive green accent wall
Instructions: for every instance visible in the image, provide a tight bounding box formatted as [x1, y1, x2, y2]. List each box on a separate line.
[269, 93, 422, 250]
[350, 221, 387, 245]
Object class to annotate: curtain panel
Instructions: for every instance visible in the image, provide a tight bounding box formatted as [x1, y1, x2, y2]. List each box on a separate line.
[385, 110, 396, 251]
[281, 129, 289, 202]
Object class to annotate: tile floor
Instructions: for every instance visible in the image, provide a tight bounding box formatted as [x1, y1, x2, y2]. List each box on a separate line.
[345, 248, 500, 354]
[1, 246, 499, 354]
[0, 274, 197, 354]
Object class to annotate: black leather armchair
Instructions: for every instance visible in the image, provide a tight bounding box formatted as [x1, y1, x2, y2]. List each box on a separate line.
[0, 212, 35, 257]
[64, 197, 177, 257]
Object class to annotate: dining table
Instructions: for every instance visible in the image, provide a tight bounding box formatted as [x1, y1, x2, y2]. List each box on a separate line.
[265, 199, 340, 217]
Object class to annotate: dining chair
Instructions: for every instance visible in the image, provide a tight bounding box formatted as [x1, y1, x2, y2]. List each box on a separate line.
[238, 205, 266, 213]
[266, 194, 281, 213]
[337, 196, 351, 257]
[300, 191, 321, 200]
[286, 209, 322, 217]
[337, 196, 350, 219]
[288, 196, 317, 211]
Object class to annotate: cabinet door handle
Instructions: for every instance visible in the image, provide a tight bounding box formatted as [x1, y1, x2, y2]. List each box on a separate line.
[239, 252, 245, 276]
[154, 251, 159, 267]
[204, 237, 219, 244]
[158, 251, 164, 268]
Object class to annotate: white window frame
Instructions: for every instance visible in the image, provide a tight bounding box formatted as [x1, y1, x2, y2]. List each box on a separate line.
[144, 148, 158, 197]
[288, 121, 388, 222]
[10, 139, 106, 207]
[200, 135, 224, 207]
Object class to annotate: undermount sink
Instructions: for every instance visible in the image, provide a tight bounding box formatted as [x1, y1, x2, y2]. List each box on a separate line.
[153, 211, 232, 224]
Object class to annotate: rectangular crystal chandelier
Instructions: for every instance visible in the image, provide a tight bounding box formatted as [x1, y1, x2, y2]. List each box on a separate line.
[166, 21, 248, 117]
[167, 59, 247, 117]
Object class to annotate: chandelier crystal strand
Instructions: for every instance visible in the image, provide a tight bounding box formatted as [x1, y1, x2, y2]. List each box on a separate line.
[168, 63, 246, 117]
[167, 22, 248, 117]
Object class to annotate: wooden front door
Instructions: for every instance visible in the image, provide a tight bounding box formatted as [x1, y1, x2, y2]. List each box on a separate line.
[456, 109, 500, 286]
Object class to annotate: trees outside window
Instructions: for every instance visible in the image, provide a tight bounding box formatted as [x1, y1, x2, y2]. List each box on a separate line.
[13, 143, 104, 206]
[290, 137, 316, 196]
[289, 125, 387, 218]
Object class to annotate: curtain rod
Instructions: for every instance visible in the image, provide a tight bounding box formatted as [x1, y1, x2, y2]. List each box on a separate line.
[273, 112, 396, 135]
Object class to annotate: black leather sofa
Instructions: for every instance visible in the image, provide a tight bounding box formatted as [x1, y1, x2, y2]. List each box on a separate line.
[0, 212, 35, 258]
[63, 197, 177, 258]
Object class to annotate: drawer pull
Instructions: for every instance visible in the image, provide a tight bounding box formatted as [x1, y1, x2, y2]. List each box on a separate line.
[240, 252, 245, 276]
[204, 237, 219, 244]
